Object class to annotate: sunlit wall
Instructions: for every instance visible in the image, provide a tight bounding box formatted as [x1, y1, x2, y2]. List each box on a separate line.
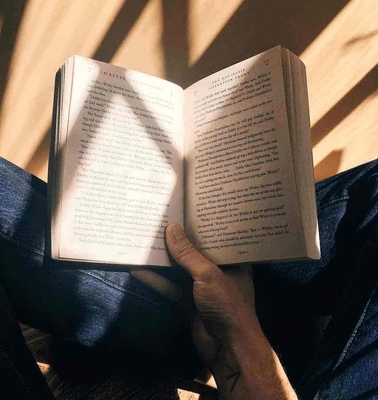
[0, 0, 377, 182]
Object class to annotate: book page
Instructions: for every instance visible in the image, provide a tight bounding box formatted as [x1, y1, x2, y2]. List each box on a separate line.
[49, 59, 76, 259]
[184, 47, 306, 265]
[58, 56, 184, 266]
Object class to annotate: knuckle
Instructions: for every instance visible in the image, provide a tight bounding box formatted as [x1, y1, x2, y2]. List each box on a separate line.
[176, 241, 196, 261]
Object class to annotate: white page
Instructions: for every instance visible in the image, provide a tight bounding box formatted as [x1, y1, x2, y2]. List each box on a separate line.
[184, 47, 306, 264]
[58, 56, 184, 266]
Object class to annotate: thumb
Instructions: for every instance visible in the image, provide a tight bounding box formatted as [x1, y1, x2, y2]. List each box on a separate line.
[165, 223, 220, 281]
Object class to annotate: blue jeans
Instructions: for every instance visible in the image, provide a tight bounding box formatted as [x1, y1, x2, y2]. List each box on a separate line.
[0, 156, 378, 399]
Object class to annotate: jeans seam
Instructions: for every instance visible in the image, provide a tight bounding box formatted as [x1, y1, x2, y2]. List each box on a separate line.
[0, 160, 46, 202]
[335, 284, 378, 368]
[0, 232, 163, 309]
[317, 195, 350, 212]
[314, 283, 378, 400]
[0, 231, 44, 256]
[78, 270, 162, 308]
[0, 344, 35, 399]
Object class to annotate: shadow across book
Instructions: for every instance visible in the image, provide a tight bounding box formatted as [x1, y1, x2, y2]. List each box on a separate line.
[48, 46, 320, 267]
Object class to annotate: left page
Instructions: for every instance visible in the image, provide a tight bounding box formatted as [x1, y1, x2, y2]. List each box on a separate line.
[54, 56, 184, 266]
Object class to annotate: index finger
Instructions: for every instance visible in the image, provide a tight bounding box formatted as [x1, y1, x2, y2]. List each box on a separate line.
[165, 223, 221, 281]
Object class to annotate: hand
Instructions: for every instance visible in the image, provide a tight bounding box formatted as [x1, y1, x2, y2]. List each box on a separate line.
[165, 222, 297, 400]
[165, 222, 258, 363]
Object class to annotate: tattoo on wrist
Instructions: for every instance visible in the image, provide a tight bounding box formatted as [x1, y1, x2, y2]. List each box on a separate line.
[226, 371, 241, 391]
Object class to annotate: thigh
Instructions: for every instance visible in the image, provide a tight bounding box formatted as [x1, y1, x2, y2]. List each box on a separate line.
[0, 157, 200, 378]
[253, 159, 378, 386]
[299, 229, 378, 399]
[254, 159, 378, 317]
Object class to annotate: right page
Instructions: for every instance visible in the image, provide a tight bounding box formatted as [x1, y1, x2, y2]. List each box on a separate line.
[184, 46, 311, 265]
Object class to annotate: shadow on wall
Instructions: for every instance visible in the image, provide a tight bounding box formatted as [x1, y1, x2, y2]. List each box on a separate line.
[315, 150, 344, 182]
[0, 0, 367, 180]
[311, 64, 378, 148]
[0, 0, 28, 108]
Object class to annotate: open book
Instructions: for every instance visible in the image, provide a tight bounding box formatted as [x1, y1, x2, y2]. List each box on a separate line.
[48, 46, 320, 267]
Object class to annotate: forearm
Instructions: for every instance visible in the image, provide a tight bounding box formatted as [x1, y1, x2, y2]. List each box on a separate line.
[210, 323, 297, 400]
[165, 223, 297, 398]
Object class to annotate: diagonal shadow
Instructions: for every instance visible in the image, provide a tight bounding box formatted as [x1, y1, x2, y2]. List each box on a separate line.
[314, 150, 343, 182]
[12, 1, 73, 93]
[344, 30, 378, 47]
[93, 0, 150, 62]
[184, 0, 351, 86]
[25, 0, 150, 175]
[0, 0, 27, 113]
[161, 0, 189, 87]
[311, 64, 378, 147]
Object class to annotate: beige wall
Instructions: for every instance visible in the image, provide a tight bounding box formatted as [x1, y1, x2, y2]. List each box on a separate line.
[1, 0, 377, 182]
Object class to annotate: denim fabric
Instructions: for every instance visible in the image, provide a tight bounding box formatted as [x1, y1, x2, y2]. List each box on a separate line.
[254, 159, 378, 399]
[1, 155, 378, 399]
[0, 157, 201, 384]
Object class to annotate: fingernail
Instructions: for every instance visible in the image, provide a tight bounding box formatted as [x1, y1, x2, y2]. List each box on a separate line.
[167, 222, 185, 241]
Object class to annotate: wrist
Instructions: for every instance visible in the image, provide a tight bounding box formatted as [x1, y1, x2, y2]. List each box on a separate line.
[210, 321, 297, 400]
